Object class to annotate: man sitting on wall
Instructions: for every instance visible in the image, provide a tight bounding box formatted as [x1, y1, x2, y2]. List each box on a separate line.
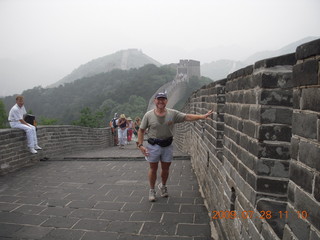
[8, 95, 42, 154]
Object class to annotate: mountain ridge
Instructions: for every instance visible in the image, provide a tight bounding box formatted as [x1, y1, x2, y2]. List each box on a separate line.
[200, 36, 319, 81]
[49, 49, 162, 88]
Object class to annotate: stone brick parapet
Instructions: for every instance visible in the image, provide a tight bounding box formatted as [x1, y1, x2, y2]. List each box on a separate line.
[0, 125, 113, 175]
[284, 38, 320, 240]
[175, 38, 320, 240]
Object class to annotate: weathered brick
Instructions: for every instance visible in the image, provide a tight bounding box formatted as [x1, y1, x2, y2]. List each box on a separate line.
[256, 158, 290, 178]
[295, 187, 320, 231]
[318, 119, 320, 142]
[300, 88, 320, 112]
[259, 89, 293, 107]
[247, 138, 262, 157]
[315, 174, 320, 202]
[255, 71, 293, 89]
[257, 177, 288, 194]
[260, 142, 291, 160]
[292, 112, 318, 139]
[286, 204, 311, 240]
[261, 223, 282, 240]
[282, 225, 299, 240]
[287, 182, 295, 204]
[292, 60, 319, 87]
[249, 105, 260, 122]
[293, 88, 301, 110]
[298, 140, 320, 171]
[289, 161, 313, 193]
[290, 137, 299, 160]
[255, 53, 296, 69]
[256, 199, 287, 238]
[296, 38, 320, 60]
[228, 65, 253, 80]
[239, 148, 255, 170]
[242, 121, 257, 138]
[261, 107, 292, 125]
[258, 125, 292, 142]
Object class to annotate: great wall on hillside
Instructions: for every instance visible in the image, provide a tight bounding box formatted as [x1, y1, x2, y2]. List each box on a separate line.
[1, 38, 320, 240]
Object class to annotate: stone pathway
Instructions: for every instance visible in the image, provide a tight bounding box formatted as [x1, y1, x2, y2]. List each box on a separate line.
[0, 143, 214, 240]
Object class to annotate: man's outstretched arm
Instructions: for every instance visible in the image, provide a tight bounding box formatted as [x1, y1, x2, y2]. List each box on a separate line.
[184, 110, 214, 121]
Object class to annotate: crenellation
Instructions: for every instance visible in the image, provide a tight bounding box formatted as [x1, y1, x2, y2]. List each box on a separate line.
[296, 39, 320, 60]
[254, 53, 296, 70]
[293, 60, 319, 87]
[174, 39, 320, 239]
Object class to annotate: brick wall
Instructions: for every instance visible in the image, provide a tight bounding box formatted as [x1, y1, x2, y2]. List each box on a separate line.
[283, 39, 320, 240]
[175, 38, 320, 240]
[0, 125, 113, 175]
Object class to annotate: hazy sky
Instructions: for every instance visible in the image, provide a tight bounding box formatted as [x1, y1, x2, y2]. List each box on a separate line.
[1, 0, 320, 96]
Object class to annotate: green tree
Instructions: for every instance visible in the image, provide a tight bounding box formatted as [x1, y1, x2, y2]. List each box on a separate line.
[112, 95, 147, 120]
[0, 100, 7, 128]
[38, 116, 59, 125]
[72, 107, 105, 128]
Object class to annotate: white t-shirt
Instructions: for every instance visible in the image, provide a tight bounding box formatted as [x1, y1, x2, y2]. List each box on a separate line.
[8, 104, 26, 122]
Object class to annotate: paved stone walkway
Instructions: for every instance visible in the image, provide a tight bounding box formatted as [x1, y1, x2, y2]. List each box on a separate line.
[0, 143, 214, 240]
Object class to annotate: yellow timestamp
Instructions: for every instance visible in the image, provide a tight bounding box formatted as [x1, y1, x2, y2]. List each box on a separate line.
[211, 210, 308, 220]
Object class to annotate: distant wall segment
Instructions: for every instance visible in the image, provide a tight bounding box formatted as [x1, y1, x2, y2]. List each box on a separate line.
[0, 125, 113, 175]
[147, 59, 200, 111]
[175, 38, 320, 240]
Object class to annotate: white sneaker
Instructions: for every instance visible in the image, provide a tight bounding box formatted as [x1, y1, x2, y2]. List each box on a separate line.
[34, 145, 42, 150]
[149, 189, 156, 202]
[158, 183, 168, 197]
[29, 148, 38, 154]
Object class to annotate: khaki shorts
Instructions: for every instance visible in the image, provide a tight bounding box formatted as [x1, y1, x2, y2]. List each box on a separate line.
[145, 143, 173, 163]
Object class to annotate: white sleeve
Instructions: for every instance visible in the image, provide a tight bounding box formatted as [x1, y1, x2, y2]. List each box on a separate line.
[8, 106, 23, 121]
[21, 106, 27, 116]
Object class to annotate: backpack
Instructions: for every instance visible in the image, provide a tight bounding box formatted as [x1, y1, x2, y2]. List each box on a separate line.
[112, 118, 118, 128]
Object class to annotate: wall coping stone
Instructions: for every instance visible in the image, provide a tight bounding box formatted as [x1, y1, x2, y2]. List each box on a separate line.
[296, 38, 320, 60]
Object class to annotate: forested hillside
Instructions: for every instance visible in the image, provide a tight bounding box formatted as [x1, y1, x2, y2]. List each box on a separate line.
[2, 64, 175, 126]
[50, 49, 162, 88]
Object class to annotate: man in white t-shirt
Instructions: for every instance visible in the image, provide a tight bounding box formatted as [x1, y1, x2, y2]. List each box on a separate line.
[137, 92, 213, 202]
[8, 95, 41, 154]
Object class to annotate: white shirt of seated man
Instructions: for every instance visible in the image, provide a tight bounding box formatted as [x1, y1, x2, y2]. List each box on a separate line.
[8, 96, 41, 154]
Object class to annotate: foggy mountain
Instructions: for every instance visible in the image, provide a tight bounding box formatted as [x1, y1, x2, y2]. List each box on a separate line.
[49, 49, 162, 88]
[243, 36, 318, 65]
[200, 36, 318, 81]
[1, 37, 318, 97]
[201, 60, 246, 81]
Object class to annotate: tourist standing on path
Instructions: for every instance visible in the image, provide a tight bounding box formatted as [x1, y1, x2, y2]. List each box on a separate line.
[137, 92, 213, 201]
[127, 117, 133, 143]
[109, 113, 119, 146]
[133, 116, 141, 141]
[117, 114, 128, 149]
[8, 95, 42, 154]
